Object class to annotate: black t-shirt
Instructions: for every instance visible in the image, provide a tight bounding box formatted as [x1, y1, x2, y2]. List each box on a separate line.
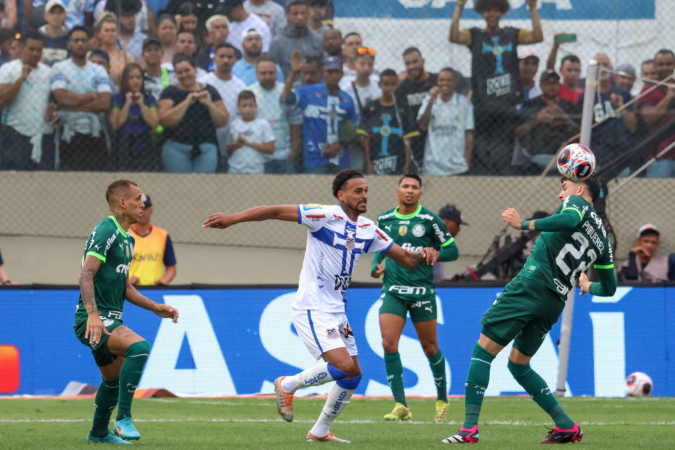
[159, 84, 222, 146]
[360, 99, 407, 175]
[518, 97, 578, 156]
[395, 73, 438, 136]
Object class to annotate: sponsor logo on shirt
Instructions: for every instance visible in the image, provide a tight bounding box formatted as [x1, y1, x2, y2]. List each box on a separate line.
[358, 223, 371, 228]
[376, 229, 389, 241]
[303, 204, 322, 210]
[333, 214, 344, 220]
[116, 264, 130, 275]
[307, 215, 326, 221]
[389, 285, 427, 296]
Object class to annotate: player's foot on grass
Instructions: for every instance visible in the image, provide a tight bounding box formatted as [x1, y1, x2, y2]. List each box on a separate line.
[87, 430, 132, 444]
[383, 402, 412, 421]
[113, 416, 141, 440]
[539, 423, 583, 444]
[274, 376, 294, 422]
[306, 431, 351, 443]
[441, 426, 479, 444]
[435, 400, 449, 422]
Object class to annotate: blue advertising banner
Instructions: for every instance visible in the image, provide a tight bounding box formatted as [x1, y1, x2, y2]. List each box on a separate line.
[335, 0, 656, 20]
[0, 286, 672, 397]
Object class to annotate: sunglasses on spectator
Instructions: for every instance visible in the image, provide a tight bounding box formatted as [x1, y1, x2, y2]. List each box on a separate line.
[357, 47, 376, 57]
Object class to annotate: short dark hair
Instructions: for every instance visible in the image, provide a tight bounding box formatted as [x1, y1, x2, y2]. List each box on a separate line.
[157, 13, 177, 28]
[655, 49, 675, 60]
[398, 173, 422, 188]
[20, 31, 44, 44]
[474, 0, 510, 14]
[332, 170, 364, 198]
[560, 54, 581, 67]
[574, 173, 601, 203]
[177, 29, 197, 40]
[215, 42, 236, 53]
[106, 180, 138, 204]
[68, 26, 89, 40]
[176, 2, 199, 17]
[380, 68, 398, 79]
[238, 90, 256, 104]
[402, 47, 421, 58]
[173, 53, 196, 68]
[287, 0, 308, 11]
[304, 55, 322, 69]
[0, 29, 14, 44]
[89, 49, 110, 64]
[439, 67, 455, 77]
[642, 59, 655, 67]
[344, 32, 361, 42]
[640, 228, 660, 239]
[256, 55, 276, 68]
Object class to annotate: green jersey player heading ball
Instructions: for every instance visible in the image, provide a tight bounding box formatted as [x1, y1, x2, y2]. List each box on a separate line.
[75, 180, 179, 445]
[372, 173, 459, 422]
[442, 174, 617, 445]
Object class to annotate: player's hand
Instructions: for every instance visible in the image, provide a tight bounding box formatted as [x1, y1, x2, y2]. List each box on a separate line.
[203, 213, 237, 229]
[290, 50, 304, 73]
[631, 244, 652, 258]
[154, 303, 179, 323]
[502, 208, 524, 230]
[21, 63, 32, 80]
[429, 86, 440, 98]
[85, 313, 111, 345]
[371, 264, 384, 278]
[578, 272, 592, 295]
[421, 247, 439, 266]
[610, 93, 624, 108]
[666, 86, 675, 99]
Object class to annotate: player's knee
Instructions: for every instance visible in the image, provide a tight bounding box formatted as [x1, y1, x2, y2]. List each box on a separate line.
[507, 359, 530, 379]
[336, 374, 362, 390]
[331, 359, 355, 375]
[125, 340, 150, 361]
[421, 342, 438, 358]
[381, 338, 399, 353]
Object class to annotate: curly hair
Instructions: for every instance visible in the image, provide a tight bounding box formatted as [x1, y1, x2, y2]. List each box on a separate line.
[332, 170, 364, 198]
[474, 0, 510, 14]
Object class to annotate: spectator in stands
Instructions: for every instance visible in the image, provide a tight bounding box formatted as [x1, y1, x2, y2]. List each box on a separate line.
[203, 42, 246, 161]
[175, 2, 204, 45]
[395, 47, 436, 172]
[322, 28, 341, 58]
[621, 224, 675, 282]
[577, 53, 635, 171]
[0, 249, 19, 285]
[129, 194, 177, 286]
[638, 49, 675, 178]
[0, 32, 53, 171]
[515, 69, 578, 174]
[433, 203, 466, 283]
[232, 26, 284, 86]
[641, 59, 656, 86]
[8, 34, 21, 60]
[219, 0, 271, 55]
[159, 54, 228, 173]
[111, 0, 147, 61]
[244, 0, 286, 37]
[359, 69, 411, 175]
[0, 29, 17, 63]
[308, 0, 330, 37]
[339, 47, 381, 118]
[614, 63, 636, 95]
[450, 0, 543, 175]
[142, 36, 175, 100]
[162, 29, 208, 81]
[196, 15, 233, 73]
[39, 0, 69, 67]
[110, 62, 159, 171]
[546, 34, 583, 104]
[156, 13, 177, 65]
[269, 0, 322, 79]
[281, 53, 357, 174]
[96, 0, 156, 35]
[88, 49, 112, 88]
[342, 32, 361, 79]
[0, 0, 17, 30]
[30, 0, 93, 29]
[417, 68, 474, 176]
[249, 55, 302, 173]
[92, 12, 134, 86]
[300, 55, 321, 86]
[519, 47, 541, 101]
[227, 90, 275, 173]
[51, 26, 112, 171]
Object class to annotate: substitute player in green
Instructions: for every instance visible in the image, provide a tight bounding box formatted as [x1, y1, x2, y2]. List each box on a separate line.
[75, 180, 179, 444]
[371, 173, 459, 422]
[442, 174, 617, 445]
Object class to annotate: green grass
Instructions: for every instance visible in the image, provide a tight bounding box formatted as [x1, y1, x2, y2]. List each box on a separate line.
[0, 397, 673, 449]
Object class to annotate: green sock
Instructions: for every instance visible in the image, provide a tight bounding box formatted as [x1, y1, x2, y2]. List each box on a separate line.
[508, 360, 575, 429]
[116, 341, 150, 421]
[463, 343, 495, 429]
[384, 352, 407, 407]
[427, 349, 448, 402]
[91, 379, 119, 438]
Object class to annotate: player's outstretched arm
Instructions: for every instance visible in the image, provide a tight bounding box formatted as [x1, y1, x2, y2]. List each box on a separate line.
[503, 208, 581, 232]
[79, 256, 110, 345]
[384, 244, 439, 269]
[203, 205, 299, 229]
[579, 270, 617, 297]
[125, 280, 179, 322]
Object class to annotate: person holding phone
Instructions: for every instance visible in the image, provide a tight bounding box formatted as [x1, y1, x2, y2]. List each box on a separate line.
[546, 32, 583, 104]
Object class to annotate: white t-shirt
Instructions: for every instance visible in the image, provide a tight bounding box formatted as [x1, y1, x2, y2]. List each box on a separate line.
[338, 76, 382, 120]
[0, 60, 52, 136]
[202, 72, 247, 152]
[293, 204, 394, 313]
[228, 117, 275, 174]
[417, 93, 474, 176]
[244, 0, 287, 37]
[226, 13, 272, 54]
[248, 82, 302, 160]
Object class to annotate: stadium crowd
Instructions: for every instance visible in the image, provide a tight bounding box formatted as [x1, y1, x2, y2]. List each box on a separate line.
[0, 0, 673, 177]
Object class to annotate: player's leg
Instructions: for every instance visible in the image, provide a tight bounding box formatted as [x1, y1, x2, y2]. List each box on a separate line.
[379, 293, 410, 420]
[88, 357, 128, 443]
[412, 317, 449, 421]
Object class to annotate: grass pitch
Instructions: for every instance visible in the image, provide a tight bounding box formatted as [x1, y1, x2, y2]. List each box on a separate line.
[0, 397, 673, 449]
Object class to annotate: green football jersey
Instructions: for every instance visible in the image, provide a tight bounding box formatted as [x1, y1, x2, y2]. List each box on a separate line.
[76, 216, 135, 314]
[519, 195, 613, 299]
[377, 205, 456, 300]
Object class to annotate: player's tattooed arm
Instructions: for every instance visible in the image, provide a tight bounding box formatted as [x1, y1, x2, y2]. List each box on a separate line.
[125, 280, 179, 323]
[79, 255, 102, 314]
[385, 244, 439, 269]
[203, 205, 299, 229]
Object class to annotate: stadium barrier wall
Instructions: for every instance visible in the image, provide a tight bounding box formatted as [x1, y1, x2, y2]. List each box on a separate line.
[0, 285, 673, 397]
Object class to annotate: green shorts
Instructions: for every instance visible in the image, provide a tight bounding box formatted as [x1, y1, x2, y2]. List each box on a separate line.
[379, 291, 437, 323]
[73, 310, 125, 367]
[480, 277, 565, 357]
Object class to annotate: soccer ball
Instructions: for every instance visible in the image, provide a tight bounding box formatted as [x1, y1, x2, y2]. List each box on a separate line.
[625, 372, 653, 397]
[557, 144, 596, 181]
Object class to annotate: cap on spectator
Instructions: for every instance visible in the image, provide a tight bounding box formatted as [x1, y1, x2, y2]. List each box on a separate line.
[530, 211, 549, 221]
[540, 68, 561, 82]
[215, 0, 245, 16]
[322, 56, 342, 71]
[105, 0, 143, 17]
[439, 204, 468, 225]
[616, 63, 636, 78]
[141, 194, 152, 207]
[637, 224, 659, 238]
[142, 36, 162, 51]
[241, 27, 261, 40]
[45, 0, 66, 12]
[89, 49, 110, 64]
[309, 0, 330, 5]
[518, 47, 539, 61]
[206, 14, 230, 32]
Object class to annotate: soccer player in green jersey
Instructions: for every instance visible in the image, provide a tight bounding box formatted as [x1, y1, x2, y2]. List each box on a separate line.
[442, 174, 617, 445]
[371, 173, 459, 422]
[74, 180, 179, 444]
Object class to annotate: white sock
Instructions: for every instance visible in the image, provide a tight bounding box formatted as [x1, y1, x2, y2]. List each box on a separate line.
[309, 382, 355, 437]
[281, 362, 346, 394]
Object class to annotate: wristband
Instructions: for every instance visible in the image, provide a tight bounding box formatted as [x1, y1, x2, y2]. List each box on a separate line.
[520, 220, 530, 230]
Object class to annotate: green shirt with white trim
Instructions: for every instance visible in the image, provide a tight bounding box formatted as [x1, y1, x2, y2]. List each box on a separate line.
[77, 216, 135, 314]
[377, 205, 456, 300]
[519, 195, 613, 300]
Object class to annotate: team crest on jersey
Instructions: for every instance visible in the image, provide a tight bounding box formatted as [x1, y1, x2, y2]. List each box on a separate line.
[326, 328, 339, 339]
[345, 236, 356, 250]
[412, 224, 425, 237]
[398, 225, 408, 236]
[303, 204, 322, 210]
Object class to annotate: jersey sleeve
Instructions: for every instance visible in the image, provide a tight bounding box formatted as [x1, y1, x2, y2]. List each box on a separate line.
[559, 195, 587, 223]
[367, 226, 394, 254]
[0, 63, 16, 84]
[163, 235, 177, 266]
[94, 65, 113, 94]
[430, 215, 455, 249]
[296, 204, 333, 232]
[261, 120, 276, 143]
[85, 222, 117, 263]
[416, 95, 431, 121]
[50, 63, 67, 91]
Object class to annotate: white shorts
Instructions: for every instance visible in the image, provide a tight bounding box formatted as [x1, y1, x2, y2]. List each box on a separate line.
[291, 308, 358, 360]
